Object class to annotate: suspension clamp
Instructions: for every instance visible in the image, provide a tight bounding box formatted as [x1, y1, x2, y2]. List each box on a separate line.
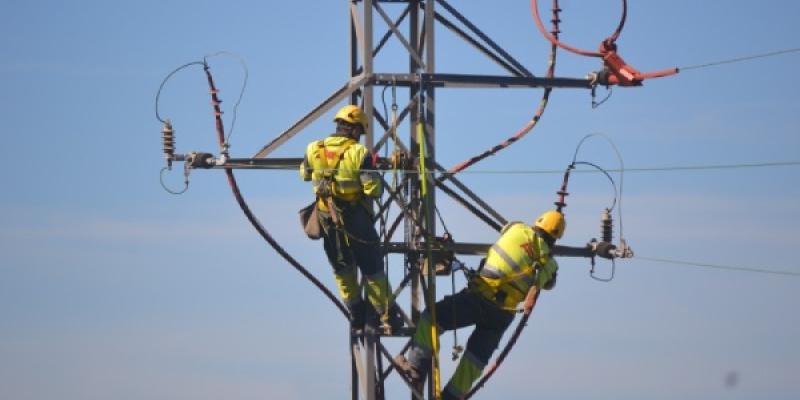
[614, 238, 634, 258]
[593, 41, 679, 87]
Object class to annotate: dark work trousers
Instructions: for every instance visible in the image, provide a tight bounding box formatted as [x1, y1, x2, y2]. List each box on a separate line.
[409, 288, 515, 371]
[319, 200, 382, 277]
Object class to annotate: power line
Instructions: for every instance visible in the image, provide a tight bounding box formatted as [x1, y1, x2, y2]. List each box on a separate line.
[635, 256, 800, 277]
[240, 160, 800, 174]
[469, 160, 800, 175]
[355, 160, 800, 175]
[679, 47, 800, 71]
[612, 161, 800, 173]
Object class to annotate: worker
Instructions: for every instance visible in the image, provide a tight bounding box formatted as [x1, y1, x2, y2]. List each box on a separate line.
[395, 210, 565, 399]
[300, 104, 401, 332]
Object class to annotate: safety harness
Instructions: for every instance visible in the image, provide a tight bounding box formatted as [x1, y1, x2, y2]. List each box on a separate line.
[312, 138, 356, 228]
[467, 222, 554, 312]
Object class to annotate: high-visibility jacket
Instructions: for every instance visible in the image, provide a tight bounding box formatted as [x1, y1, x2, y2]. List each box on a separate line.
[300, 136, 382, 209]
[470, 222, 558, 311]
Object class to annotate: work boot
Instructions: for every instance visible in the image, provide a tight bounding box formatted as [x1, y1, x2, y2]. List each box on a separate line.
[359, 303, 380, 331]
[393, 354, 424, 387]
[348, 301, 366, 331]
[441, 389, 459, 400]
[377, 303, 406, 334]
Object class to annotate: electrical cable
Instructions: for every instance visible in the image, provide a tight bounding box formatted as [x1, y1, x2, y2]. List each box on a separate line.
[570, 132, 626, 242]
[159, 164, 189, 195]
[402, 160, 800, 175]
[200, 62, 350, 318]
[635, 256, 800, 277]
[155, 60, 206, 197]
[155, 61, 205, 123]
[439, 0, 560, 181]
[155, 52, 248, 196]
[531, 0, 626, 58]
[615, 161, 800, 172]
[592, 86, 613, 109]
[573, 161, 618, 211]
[203, 51, 249, 143]
[465, 2, 564, 398]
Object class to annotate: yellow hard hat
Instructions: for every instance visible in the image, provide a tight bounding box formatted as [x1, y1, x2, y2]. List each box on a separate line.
[334, 105, 368, 131]
[534, 210, 566, 240]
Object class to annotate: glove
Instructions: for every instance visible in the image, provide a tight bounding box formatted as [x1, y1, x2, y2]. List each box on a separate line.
[536, 259, 558, 290]
[595, 241, 616, 259]
[543, 271, 557, 290]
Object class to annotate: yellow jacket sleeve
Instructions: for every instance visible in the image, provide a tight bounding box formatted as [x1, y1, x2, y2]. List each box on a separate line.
[536, 258, 558, 289]
[354, 147, 383, 198]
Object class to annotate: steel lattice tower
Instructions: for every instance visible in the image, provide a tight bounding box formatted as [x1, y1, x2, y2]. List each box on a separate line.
[238, 1, 591, 399]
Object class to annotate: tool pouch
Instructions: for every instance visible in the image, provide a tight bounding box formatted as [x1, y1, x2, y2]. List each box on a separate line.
[299, 201, 322, 240]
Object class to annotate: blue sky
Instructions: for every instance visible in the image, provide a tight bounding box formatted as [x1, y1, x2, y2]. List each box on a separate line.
[1, 1, 799, 399]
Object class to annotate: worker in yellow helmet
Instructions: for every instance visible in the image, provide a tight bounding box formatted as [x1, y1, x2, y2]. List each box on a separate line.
[395, 210, 565, 399]
[300, 104, 402, 332]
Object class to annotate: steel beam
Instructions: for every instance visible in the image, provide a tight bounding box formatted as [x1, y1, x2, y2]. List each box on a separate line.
[435, 12, 528, 78]
[383, 241, 596, 258]
[373, 72, 592, 89]
[435, 0, 534, 77]
[252, 75, 369, 158]
[363, 0, 375, 149]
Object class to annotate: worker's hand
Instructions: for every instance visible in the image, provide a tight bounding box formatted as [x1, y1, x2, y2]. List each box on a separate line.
[595, 241, 616, 259]
[543, 271, 557, 290]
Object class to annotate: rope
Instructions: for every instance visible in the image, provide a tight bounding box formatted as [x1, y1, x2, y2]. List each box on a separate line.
[418, 117, 443, 400]
[432, 198, 461, 361]
[379, 83, 395, 327]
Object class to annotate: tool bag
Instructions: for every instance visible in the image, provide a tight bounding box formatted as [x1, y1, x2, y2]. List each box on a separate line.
[299, 201, 322, 240]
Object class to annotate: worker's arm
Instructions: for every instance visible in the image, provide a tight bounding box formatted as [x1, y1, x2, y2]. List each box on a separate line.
[359, 152, 383, 198]
[300, 142, 314, 181]
[536, 258, 559, 290]
[300, 156, 312, 181]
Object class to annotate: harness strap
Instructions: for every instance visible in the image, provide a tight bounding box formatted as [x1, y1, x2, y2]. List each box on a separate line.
[315, 139, 355, 225]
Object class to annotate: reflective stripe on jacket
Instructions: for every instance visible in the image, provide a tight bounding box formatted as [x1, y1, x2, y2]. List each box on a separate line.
[300, 136, 382, 205]
[471, 222, 558, 311]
